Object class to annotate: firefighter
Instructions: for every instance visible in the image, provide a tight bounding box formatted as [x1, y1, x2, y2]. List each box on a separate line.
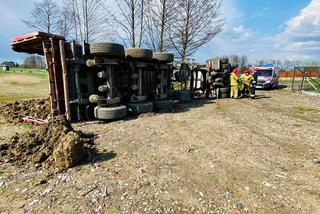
[241, 69, 254, 97]
[250, 68, 258, 99]
[230, 68, 239, 98]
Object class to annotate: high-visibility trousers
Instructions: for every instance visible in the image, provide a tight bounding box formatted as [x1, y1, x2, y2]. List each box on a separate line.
[230, 86, 239, 98]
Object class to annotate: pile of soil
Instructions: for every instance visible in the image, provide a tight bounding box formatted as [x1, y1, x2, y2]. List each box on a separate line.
[0, 98, 51, 123]
[0, 116, 95, 171]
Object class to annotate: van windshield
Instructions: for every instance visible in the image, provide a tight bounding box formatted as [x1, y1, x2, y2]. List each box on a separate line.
[257, 69, 273, 77]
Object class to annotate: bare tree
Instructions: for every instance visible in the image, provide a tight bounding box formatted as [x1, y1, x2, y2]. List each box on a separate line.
[146, 0, 176, 52]
[255, 60, 265, 66]
[23, 56, 45, 69]
[64, 0, 104, 42]
[240, 54, 248, 71]
[56, 7, 73, 38]
[168, 0, 223, 61]
[22, 0, 59, 33]
[229, 55, 241, 66]
[105, 0, 147, 48]
[269, 59, 277, 65]
[275, 59, 282, 67]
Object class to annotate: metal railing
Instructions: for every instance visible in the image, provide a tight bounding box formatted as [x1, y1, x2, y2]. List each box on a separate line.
[291, 67, 320, 92]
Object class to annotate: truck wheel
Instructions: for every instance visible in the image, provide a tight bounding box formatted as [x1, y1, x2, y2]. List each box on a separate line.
[153, 52, 174, 62]
[125, 48, 153, 61]
[220, 88, 229, 99]
[221, 92, 228, 99]
[94, 105, 127, 120]
[127, 102, 153, 114]
[215, 78, 223, 83]
[153, 99, 174, 111]
[175, 90, 192, 102]
[212, 82, 224, 88]
[90, 43, 125, 58]
[220, 88, 228, 94]
[210, 71, 224, 77]
[215, 88, 228, 99]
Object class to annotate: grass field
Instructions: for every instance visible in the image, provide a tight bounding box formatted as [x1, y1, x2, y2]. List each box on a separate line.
[9, 67, 46, 73]
[0, 72, 49, 103]
[2, 67, 48, 79]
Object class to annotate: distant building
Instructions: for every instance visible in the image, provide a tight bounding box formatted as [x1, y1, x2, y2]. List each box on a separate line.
[1, 65, 10, 71]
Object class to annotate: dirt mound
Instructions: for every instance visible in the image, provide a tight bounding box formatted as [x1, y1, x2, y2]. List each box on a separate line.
[0, 116, 95, 171]
[0, 98, 51, 123]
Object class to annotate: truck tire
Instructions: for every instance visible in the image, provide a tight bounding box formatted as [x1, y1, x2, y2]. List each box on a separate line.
[215, 78, 223, 83]
[153, 99, 174, 111]
[153, 52, 174, 62]
[90, 43, 125, 58]
[94, 105, 127, 120]
[125, 48, 153, 60]
[175, 90, 192, 102]
[210, 71, 224, 77]
[219, 88, 229, 99]
[127, 102, 153, 114]
[220, 88, 228, 94]
[212, 82, 224, 88]
[215, 88, 228, 99]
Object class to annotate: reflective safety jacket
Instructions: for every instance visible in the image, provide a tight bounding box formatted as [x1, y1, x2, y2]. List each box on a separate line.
[230, 73, 239, 86]
[241, 74, 254, 86]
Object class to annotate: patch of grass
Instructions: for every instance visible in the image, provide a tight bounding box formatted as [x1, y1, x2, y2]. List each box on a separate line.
[0, 73, 49, 104]
[173, 81, 183, 90]
[19, 123, 34, 129]
[291, 106, 319, 113]
[9, 67, 46, 73]
[3, 68, 47, 79]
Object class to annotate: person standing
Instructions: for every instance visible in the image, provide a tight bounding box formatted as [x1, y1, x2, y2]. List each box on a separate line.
[230, 68, 239, 98]
[250, 68, 258, 99]
[241, 69, 254, 97]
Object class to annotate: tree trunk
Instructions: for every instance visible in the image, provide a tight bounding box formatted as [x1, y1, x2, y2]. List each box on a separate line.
[138, 0, 144, 47]
[181, 1, 191, 62]
[131, 0, 136, 47]
[159, 0, 166, 52]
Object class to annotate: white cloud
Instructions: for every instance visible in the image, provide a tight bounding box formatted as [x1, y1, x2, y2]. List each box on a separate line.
[230, 25, 253, 41]
[274, 0, 320, 60]
[284, 0, 320, 36]
[195, 0, 320, 63]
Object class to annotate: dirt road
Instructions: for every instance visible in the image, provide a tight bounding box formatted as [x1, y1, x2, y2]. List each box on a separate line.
[1, 90, 320, 213]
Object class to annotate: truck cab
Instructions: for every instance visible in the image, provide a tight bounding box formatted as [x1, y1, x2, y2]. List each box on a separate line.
[255, 64, 280, 89]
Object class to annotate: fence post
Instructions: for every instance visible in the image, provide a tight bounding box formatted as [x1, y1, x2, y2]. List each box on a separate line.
[300, 68, 306, 91]
[291, 67, 296, 91]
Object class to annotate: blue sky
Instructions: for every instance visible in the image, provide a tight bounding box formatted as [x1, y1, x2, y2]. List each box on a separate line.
[0, 0, 319, 64]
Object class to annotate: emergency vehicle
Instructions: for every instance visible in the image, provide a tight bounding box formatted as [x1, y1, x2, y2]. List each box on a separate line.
[255, 64, 280, 89]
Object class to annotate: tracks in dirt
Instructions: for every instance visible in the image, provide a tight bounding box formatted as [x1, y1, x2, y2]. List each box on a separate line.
[1, 90, 320, 213]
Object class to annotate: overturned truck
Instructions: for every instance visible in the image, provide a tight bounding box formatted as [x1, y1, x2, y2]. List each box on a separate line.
[12, 32, 176, 121]
[11, 32, 231, 121]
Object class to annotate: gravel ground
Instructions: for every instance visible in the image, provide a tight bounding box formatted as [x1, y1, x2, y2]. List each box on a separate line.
[0, 90, 320, 214]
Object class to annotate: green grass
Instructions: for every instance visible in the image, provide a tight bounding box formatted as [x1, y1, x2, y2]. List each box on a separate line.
[291, 106, 319, 114]
[2, 68, 48, 79]
[0, 73, 49, 103]
[9, 67, 46, 73]
[303, 78, 320, 92]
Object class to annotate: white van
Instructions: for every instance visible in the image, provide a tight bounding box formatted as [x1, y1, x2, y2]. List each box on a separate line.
[255, 64, 280, 89]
